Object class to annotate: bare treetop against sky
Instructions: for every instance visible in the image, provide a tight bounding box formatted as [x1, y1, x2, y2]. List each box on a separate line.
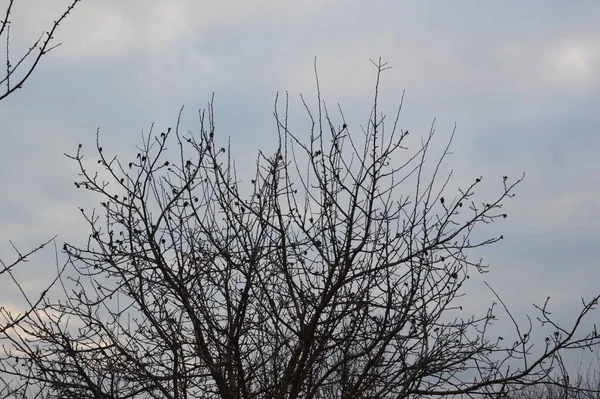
[0, 0, 599, 389]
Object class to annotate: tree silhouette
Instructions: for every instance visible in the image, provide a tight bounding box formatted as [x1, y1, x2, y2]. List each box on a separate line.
[0, 1, 81, 395]
[506, 356, 600, 399]
[1, 60, 599, 399]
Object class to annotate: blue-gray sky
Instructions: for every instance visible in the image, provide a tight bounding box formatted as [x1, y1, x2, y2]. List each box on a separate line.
[1, 0, 599, 369]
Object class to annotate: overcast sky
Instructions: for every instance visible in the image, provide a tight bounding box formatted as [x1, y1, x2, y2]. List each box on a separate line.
[1, 0, 599, 370]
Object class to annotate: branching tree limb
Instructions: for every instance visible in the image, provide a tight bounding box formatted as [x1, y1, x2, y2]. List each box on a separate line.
[0, 0, 81, 101]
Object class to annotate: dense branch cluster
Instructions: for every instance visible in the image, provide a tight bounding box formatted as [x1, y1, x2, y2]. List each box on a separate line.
[1, 61, 599, 399]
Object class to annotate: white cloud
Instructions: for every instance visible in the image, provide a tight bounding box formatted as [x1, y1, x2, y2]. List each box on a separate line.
[535, 41, 598, 99]
[548, 41, 597, 85]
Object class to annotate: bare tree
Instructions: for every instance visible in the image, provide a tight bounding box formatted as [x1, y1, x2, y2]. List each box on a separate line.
[0, 0, 81, 101]
[0, 1, 82, 395]
[1, 60, 599, 399]
[505, 355, 600, 399]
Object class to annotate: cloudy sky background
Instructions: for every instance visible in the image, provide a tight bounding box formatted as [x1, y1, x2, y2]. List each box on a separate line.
[1, 0, 599, 371]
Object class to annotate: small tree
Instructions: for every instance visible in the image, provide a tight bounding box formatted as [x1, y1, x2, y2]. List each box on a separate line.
[0, 1, 82, 395]
[1, 60, 598, 399]
[507, 356, 600, 399]
[0, 0, 81, 348]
